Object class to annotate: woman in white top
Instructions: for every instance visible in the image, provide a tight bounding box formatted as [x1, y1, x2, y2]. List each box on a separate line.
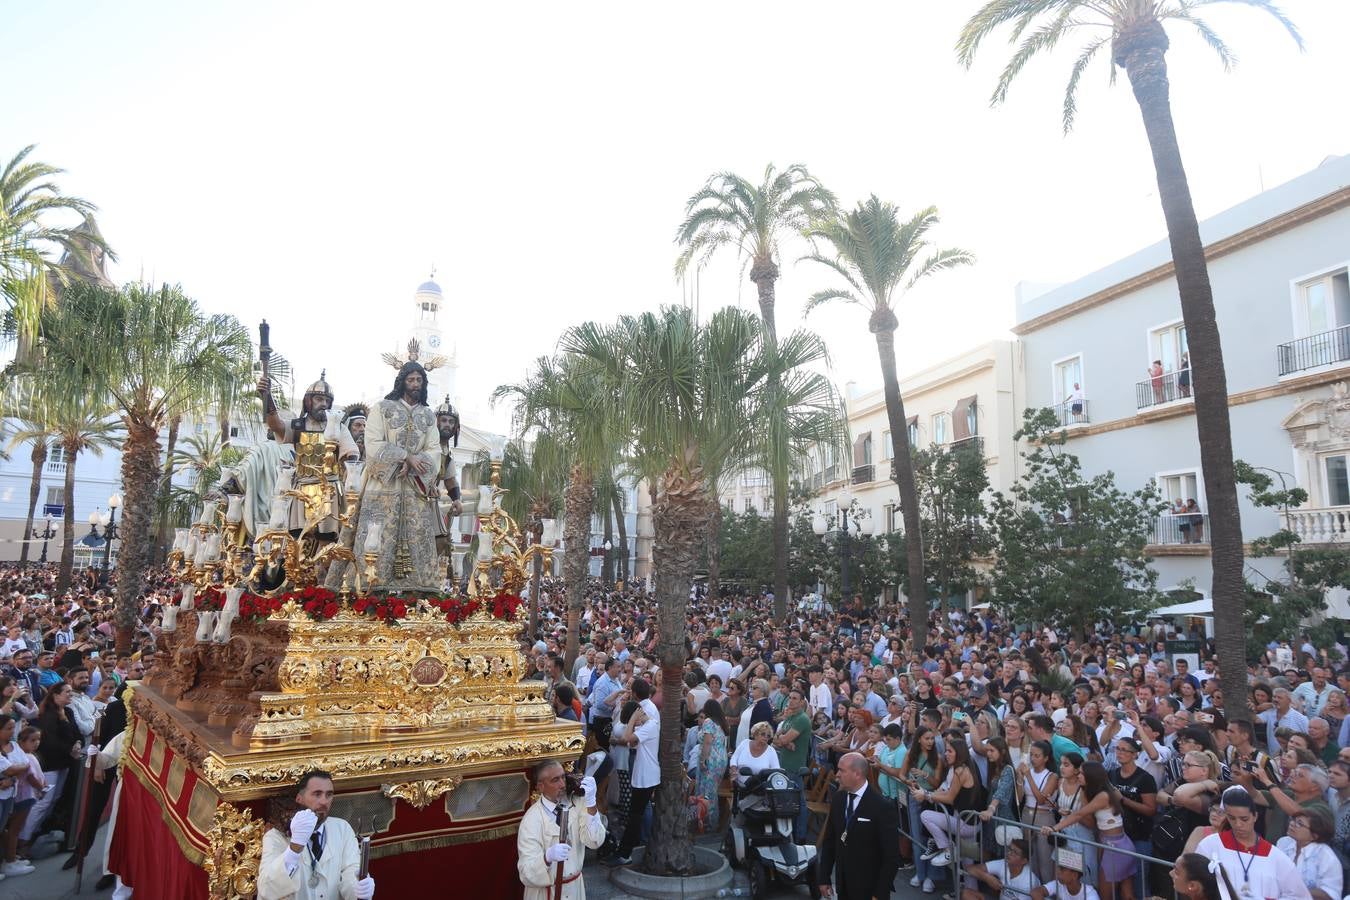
[1041, 752, 1099, 890]
[1195, 786, 1310, 900]
[0, 718, 30, 853]
[1018, 740, 1059, 883]
[730, 722, 780, 787]
[1275, 809, 1342, 900]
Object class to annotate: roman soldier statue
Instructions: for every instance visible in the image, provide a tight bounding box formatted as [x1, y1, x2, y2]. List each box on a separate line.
[257, 371, 358, 539]
[341, 403, 368, 462]
[433, 396, 464, 565]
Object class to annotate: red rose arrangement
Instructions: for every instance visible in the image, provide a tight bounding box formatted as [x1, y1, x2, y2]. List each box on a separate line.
[194, 587, 225, 612]
[237, 593, 283, 624]
[352, 596, 409, 626]
[427, 594, 522, 625]
[283, 586, 341, 622]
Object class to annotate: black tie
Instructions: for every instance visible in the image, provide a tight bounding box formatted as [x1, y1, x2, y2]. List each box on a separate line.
[309, 830, 323, 861]
[845, 793, 856, 824]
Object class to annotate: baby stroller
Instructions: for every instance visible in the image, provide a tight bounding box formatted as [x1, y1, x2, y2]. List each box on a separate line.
[722, 766, 820, 900]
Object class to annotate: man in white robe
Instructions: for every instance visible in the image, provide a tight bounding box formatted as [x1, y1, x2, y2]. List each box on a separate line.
[518, 761, 605, 900]
[352, 362, 442, 593]
[259, 770, 375, 900]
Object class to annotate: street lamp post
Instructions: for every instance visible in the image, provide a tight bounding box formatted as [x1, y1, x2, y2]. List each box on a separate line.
[603, 539, 613, 588]
[812, 491, 874, 601]
[31, 515, 57, 565]
[101, 493, 121, 588]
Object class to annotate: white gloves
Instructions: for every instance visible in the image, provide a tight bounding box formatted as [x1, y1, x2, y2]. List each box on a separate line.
[545, 844, 571, 864]
[289, 809, 317, 847]
[581, 776, 597, 808]
[355, 875, 375, 899]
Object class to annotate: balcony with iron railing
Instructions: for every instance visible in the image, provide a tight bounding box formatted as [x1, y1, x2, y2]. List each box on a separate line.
[1277, 325, 1350, 376]
[42, 504, 64, 517]
[945, 435, 984, 457]
[1051, 399, 1090, 427]
[851, 464, 874, 485]
[1285, 506, 1350, 544]
[1149, 513, 1209, 546]
[1135, 369, 1192, 411]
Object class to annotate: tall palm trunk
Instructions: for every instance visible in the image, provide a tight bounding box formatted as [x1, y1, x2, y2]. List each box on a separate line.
[611, 491, 628, 584]
[153, 415, 181, 564]
[19, 439, 46, 567]
[115, 421, 161, 652]
[1117, 21, 1246, 721]
[873, 315, 928, 653]
[601, 499, 615, 586]
[562, 464, 593, 671]
[57, 441, 78, 594]
[706, 501, 723, 599]
[751, 259, 791, 620]
[644, 458, 711, 876]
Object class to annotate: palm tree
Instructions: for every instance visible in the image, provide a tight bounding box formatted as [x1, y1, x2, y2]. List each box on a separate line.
[563, 306, 838, 875]
[0, 146, 112, 345]
[956, 0, 1301, 721]
[491, 434, 566, 637]
[34, 394, 122, 592]
[5, 391, 59, 568]
[802, 196, 974, 652]
[36, 282, 254, 650]
[494, 354, 618, 670]
[676, 164, 836, 619]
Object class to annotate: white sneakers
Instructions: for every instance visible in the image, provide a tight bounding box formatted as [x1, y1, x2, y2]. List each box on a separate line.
[3, 860, 35, 876]
[930, 850, 953, 869]
[910, 874, 922, 887]
[922, 878, 936, 893]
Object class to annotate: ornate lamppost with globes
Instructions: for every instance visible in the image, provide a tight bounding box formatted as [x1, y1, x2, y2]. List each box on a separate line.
[29, 514, 57, 566]
[811, 489, 874, 600]
[100, 493, 121, 587]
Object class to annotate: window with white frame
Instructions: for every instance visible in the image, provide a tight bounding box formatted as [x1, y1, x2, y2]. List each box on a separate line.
[46, 486, 64, 506]
[1324, 454, 1350, 507]
[884, 503, 897, 532]
[1157, 470, 1201, 512]
[743, 497, 755, 513]
[1053, 355, 1083, 406]
[931, 412, 950, 446]
[763, 495, 773, 515]
[907, 420, 918, 447]
[1149, 322, 1189, 376]
[882, 431, 892, 460]
[1296, 270, 1350, 338]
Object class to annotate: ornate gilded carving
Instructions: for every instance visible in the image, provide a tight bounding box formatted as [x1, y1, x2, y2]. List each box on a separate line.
[381, 776, 463, 810]
[203, 802, 263, 900]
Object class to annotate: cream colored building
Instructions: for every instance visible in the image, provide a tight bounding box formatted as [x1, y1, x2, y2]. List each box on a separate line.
[807, 340, 1021, 605]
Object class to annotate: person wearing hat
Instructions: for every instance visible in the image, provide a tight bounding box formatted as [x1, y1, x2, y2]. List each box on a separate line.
[257, 370, 359, 538]
[339, 403, 368, 461]
[1031, 851, 1100, 900]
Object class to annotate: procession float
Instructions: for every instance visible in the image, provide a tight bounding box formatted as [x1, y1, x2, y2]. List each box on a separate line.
[111, 329, 578, 899]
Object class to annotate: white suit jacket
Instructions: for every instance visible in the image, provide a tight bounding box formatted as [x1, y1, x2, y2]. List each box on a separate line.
[517, 797, 606, 900]
[258, 817, 360, 900]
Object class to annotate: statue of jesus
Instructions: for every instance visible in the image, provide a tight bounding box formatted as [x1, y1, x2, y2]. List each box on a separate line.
[353, 361, 443, 593]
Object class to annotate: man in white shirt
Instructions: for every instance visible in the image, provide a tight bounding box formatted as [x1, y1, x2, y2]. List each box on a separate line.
[603, 679, 660, 866]
[808, 666, 832, 718]
[1032, 853, 1099, 900]
[0, 626, 25, 659]
[258, 770, 375, 900]
[706, 649, 733, 688]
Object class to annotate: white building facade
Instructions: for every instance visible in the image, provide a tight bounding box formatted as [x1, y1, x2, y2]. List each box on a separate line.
[1014, 153, 1350, 616]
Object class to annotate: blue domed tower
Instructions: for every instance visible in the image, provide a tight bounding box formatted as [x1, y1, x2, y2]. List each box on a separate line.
[408, 273, 457, 405]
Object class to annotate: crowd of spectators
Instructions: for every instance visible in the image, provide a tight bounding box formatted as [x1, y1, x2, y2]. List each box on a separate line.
[524, 579, 1350, 900]
[0, 562, 168, 888]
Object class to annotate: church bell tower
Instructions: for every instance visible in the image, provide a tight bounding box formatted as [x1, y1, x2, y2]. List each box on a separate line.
[408, 272, 457, 406]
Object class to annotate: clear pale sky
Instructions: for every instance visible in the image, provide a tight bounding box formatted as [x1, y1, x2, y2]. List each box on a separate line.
[2, 2, 1346, 432]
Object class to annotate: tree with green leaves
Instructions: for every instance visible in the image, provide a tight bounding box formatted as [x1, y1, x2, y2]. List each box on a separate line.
[988, 409, 1164, 641]
[716, 508, 774, 588]
[0, 146, 111, 346]
[913, 442, 992, 615]
[490, 435, 566, 637]
[1234, 460, 1349, 657]
[36, 282, 253, 650]
[563, 305, 837, 875]
[957, 0, 1301, 722]
[494, 354, 618, 669]
[802, 196, 974, 651]
[5, 390, 59, 568]
[676, 164, 837, 620]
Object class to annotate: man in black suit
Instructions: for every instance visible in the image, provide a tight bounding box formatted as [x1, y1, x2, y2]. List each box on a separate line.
[819, 751, 900, 899]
